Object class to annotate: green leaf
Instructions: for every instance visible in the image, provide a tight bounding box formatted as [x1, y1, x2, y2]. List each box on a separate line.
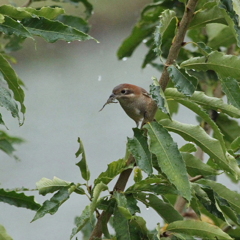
[179, 143, 197, 153]
[230, 136, 240, 152]
[144, 122, 191, 201]
[0, 5, 33, 19]
[0, 5, 65, 20]
[135, 192, 183, 223]
[0, 53, 25, 122]
[0, 131, 24, 159]
[0, 225, 13, 240]
[182, 152, 218, 177]
[127, 128, 152, 175]
[21, 17, 95, 43]
[196, 42, 213, 56]
[154, 9, 176, 58]
[94, 158, 126, 186]
[207, 24, 236, 49]
[117, 5, 162, 59]
[4, 35, 25, 53]
[114, 192, 132, 219]
[166, 220, 232, 240]
[36, 177, 71, 196]
[194, 185, 226, 221]
[164, 88, 240, 118]
[0, 113, 6, 127]
[129, 216, 150, 239]
[150, 79, 170, 116]
[31, 187, 72, 222]
[198, 179, 240, 214]
[0, 16, 32, 39]
[70, 205, 91, 239]
[167, 65, 198, 97]
[189, 3, 227, 29]
[160, 119, 240, 179]
[219, 0, 240, 47]
[91, 182, 108, 214]
[214, 191, 240, 226]
[113, 205, 131, 240]
[125, 194, 140, 215]
[215, 113, 240, 144]
[133, 167, 143, 183]
[0, 14, 4, 24]
[0, 188, 40, 211]
[75, 137, 90, 181]
[126, 177, 177, 195]
[180, 51, 240, 80]
[32, 0, 93, 19]
[220, 76, 240, 109]
[176, 99, 225, 150]
[24, 6, 65, 19]
[56, 14, 89, 33]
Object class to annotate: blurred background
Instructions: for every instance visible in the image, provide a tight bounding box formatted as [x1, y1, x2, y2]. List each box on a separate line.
[0, 0, 239, 239]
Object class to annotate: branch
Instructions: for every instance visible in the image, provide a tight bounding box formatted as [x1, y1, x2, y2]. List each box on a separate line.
[89, 155, 135, 240]
[22, 0, 32, 7]
[159, 0, 199, 90]
[90, 0, 199, 238]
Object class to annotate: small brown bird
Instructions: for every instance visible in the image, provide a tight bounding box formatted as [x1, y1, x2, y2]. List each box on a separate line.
[100, 83, 158, 127]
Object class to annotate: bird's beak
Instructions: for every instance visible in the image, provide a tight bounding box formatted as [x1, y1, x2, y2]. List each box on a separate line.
[99, 93, 118, 112]
[109, 93, 116, 101]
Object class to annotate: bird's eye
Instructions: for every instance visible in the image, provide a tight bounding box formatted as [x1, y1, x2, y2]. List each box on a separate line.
[121, 89, 126, 94]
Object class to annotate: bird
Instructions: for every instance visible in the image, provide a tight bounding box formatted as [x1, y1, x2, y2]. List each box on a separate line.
[100, 83, 158, 128]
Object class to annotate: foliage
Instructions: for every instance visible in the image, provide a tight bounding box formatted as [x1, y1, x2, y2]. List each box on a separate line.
[1, 0, 240, 240]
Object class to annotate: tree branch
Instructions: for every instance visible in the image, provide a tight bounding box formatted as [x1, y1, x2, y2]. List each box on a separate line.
[89, 155, 135, 240]
[90, 0, 199, 238]
[159, 0, 199, 90]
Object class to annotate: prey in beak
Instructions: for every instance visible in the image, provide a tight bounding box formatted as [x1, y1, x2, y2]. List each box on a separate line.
[99, 94, 118, 112]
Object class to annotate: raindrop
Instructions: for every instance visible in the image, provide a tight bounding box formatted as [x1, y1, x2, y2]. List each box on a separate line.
[98, 75, 102, 81]
[67, 42, 71, 44]
[122, 57, 128, 61]
[142, 39, 147, 43]
[17, 20, 21, 23]
[146, 207, 149, 210]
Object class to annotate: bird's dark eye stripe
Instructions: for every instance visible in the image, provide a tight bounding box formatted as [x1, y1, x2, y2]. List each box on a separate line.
[121, 89, 133, 94]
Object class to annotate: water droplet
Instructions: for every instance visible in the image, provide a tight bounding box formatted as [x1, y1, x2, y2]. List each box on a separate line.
[17, 20, 21, 23]
[67, 42, 71, 44]
[122, 57, 128, 61]
[146, 207, 149, 210]
[142, 39, 147, 43]
[97, 75, 102, 81]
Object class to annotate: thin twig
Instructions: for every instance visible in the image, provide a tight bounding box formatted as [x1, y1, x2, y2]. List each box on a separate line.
[22, 0, 32, 7]
[159, 0, 199, 90]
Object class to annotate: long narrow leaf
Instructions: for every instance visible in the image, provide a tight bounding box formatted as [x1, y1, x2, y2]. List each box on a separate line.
[144, 122, 191, 201]
[166, 220, 232, 240]
[31, 187, 72, 222]
[127, 128, 152, 175]
[75, 137, 90, 181]
[181, 51, 240, 79]
[160, 119, 240, 179]
[0, 53, 25, 121]
[135, 192, 183, 223]
[165, 88, 240, 118]
[21, 17, 95, 43]
[0, 188, 40, 211]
